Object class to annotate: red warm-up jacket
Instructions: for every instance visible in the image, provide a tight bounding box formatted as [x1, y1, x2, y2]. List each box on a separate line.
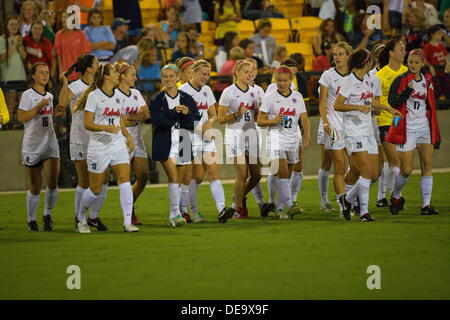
[385, 71, 441, 149]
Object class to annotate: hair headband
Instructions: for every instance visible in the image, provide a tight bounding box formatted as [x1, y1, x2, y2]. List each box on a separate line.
[180, 60, 194, 70]
[119, 65, 131, 74]
[361, 49, 371, 66]
[162, 64, 179, 73]
[409, 49, 425, 60]
[275, 67, 293, 76]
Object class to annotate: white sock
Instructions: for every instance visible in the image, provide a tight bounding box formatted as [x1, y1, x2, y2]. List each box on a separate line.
[318, 169, 330, 204]
[268, 173, 279, 204]
[420, 176, 433, 207]
[74, 186, 87, 217]
[119, 182, 133, 225]
[357, 177, 372, 215]
[180, 184, 190, 213]
[189, 180, 199, 214]
[78, 188, 98, 223]
[90, 183, 108, 219]
[169, 183, 181, 219]
[392, 174, 408, 199]
[210, 179, 226, 214]
[231, 201, 236, 209]
[290, 171, 303, 202]
[26, 191, 40, 222]
[345, 183, 359, 204]
[251, 183, 265, 207]
[278, 178, 292, 210]
[388, 166, 400, 192]
[44, 187, 58, 216]
[377, 162, 388, 200]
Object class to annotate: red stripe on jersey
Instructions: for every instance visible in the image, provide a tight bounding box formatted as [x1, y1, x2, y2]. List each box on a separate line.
[39, 108, 52, 115]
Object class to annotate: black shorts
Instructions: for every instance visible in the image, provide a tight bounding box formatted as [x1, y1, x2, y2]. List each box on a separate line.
[379, 125, 391, 143]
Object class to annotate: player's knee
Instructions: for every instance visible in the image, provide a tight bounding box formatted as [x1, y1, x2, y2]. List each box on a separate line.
[90, 185, 103, 195]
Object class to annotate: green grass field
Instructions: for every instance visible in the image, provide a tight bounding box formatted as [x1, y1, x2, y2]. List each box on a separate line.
[0, 173, 449, 300]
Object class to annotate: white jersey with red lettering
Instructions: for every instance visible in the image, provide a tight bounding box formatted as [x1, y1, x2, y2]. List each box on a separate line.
[406, 73, 428, 131]
[19, 88, 58, 158]
[118, 88, 148, 158]
[339, 72, 375, 137]
[368, 68, 383, 144]
[69, 79, 90, 146]
[260, 89, 306, 152]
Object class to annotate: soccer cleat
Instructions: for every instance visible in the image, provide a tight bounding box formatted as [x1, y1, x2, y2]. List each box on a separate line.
[87, 217, 108, 231]
[182, 211, 193, 223]
[232, 207, 248, 219]
[192, 212, 205, 223]
[360, 213, 375, 222]
[242, 197, 249, 216]
[338, 194, 352, 221]
[376, 198, 389, 207]
[389, 197, 403, 215]
[260, 203, 275, 217]
[277, 209, 289, 220]
[28, 220, 38, 231]
[43, 215, 53, 231]
[131, 206, 142, 225]
[76, 221, 91, 234]
[124, 224, 139, 232]
[218, 208, 234, 223]
[174, 215, 187, 226]
[288, 202, 303, 219]
[168, 218, 177, 228]
[351, 205, 360, 217]
[421, 205, 439, 215]
[320, 202, 336, 212]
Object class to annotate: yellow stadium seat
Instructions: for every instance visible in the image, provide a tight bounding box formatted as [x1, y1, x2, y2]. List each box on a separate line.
[161, 48, 173, 65]
[299, 29, 318, 44]
[284, 42, 313, 56]
[255, 18, 291, 44]
[237, 19, 255, 39]
[201, 21, 217, 33]
[204, 46, 217, 61]
[290, 16, 323, 31]
[103, 0, 159, 10]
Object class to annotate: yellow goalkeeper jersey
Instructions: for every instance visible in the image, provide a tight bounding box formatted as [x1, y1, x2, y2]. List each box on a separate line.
[375, 64, 408, 127]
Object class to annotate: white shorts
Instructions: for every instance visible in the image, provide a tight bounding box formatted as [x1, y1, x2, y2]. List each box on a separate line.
[70, 143, 88, 161]
[127, 126, 148, 159]
[23, 140, 60, 167]
[169, 129, 194, 166]
[268, 148, 299, 164]
[397, 128, 431, 152]
[193, 139, 217, 158]
[372, 118, 381, 145]
[324, 130, 345, 151]
[87, 137, 130, 173]
[345, 135, 379, 157]
[225, 128, 259, 161]
[317, 126, 325, 145]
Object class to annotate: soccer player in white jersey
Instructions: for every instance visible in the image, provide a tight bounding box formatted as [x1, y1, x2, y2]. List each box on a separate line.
[74, 63, 138, 233]
[334, 49, 402, 222]
[257, 66, 309, 219]
[246, 58, 276, 217]
[114, 61, 151, 225]
[318, 42, 352, 213]
[59, 55, 109, 231]
[386, 49, 441, 215]
[179, 60, 235, 223]
[150, 64, 201, 227]
[218, 59, 262, 219]
[18, 63, 60, 231]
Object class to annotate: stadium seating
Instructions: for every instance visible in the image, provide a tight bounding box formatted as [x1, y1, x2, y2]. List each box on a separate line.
[255, 18, 290, 44]
[284, 42, 314, 71]
[237, 19, 256, 39]
[198, 21, 216, 47]
[273, 0, 305, 19]
[203, 45, 217, 61]
[290, 16, 322, 43]
[102, 0, 161, 26]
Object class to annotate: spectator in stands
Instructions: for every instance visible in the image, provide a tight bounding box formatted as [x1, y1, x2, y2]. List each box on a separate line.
[423, 25, 450, 98]
[313, 41, 333, 71]
[214, 0, 241, 44]
[182, 0, 203, 33]
[110, 37, 155, 66]
[112, 0, 143, 44]
[0, 88, 10, 127]
[239, 38, 264, 70]
[215, 31, 240, 73]
[111, 18, 130, 53]
[183, 23, 204, 59]
[83, 8, 116, 62]
[0, 14, 27, 82]
[38, 9, 56, 43]
[250, 19, 276, 66]
[67, 0, 101, 29]
[215, 46, 245, 91]
[23, 21, 56, 80]
[290, 52, 306, 73]
[271, 45, 287, 68]
[161, 5, 183, 48]
[54, 11, 92, 81]
[313, 18, 346, 57]
[171, 32, 195, 62]
[241, 0, 284, 20]
[342, 0, 367, 35]
[442, 8, 450, 56]
[136, 47, 161, 96]
[404, 8, 427, 52]
[404, 0, 441, 27]
[284, 58, 308, 98]
[20, 0, 40, 37]
[349, 14, 386, 51]
[385, 0, 404, 36]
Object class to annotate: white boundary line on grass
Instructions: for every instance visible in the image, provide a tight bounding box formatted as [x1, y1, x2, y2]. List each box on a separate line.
[1, 168, 450, 195]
